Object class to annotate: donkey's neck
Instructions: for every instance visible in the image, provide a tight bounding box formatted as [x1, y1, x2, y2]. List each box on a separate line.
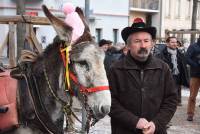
[32, 42, 63, 74]
[32, 42, 65, 130]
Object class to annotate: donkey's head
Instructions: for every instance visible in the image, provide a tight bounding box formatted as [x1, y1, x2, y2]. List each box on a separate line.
[42, 5, 111, 119]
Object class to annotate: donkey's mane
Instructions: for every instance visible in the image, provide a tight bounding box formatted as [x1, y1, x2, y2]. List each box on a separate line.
[32, 38, 63, 76]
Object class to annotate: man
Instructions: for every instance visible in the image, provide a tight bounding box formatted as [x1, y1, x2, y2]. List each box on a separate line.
[99, 39, 112, 52]
[186, 37, 200, 121]
[118, 45, 129, 60]
[99, 39, 122, 74]
[156, 37, 189, 106]
[108, 18, 177, 134]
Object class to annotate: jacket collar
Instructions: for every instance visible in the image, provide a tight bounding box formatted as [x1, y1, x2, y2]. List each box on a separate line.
[163, 47, 169, 55]
[163, 47, 182, 57]
[117, 52, 162, 70]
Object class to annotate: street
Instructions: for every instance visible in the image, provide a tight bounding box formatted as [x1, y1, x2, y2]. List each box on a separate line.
[167, 90, 200, 134]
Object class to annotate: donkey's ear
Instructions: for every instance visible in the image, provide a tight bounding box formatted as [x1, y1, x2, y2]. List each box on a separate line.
[75, 7, 93, 43]
[75, 7, 90, 32]
[42, 5, 72, 43]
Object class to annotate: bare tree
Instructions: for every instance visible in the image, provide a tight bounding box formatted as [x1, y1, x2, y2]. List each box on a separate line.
[191, 0, 198, 44]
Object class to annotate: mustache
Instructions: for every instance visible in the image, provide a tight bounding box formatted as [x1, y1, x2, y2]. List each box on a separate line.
[138, 48, 148, 54]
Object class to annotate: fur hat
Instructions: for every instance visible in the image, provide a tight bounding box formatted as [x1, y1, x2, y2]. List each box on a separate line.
[121, 18, 156, 43]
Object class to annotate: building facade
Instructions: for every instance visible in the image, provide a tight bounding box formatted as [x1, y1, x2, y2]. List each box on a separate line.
[90, 0, 129, 43]
[129, 0, 200, 44]
[129, 0, 161, 36]
[0, 0, 129, 52]
[1, 0, 199, 50]
[161, 0, 200, 43]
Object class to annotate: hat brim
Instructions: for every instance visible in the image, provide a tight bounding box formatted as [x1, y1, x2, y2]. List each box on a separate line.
[121, 27, 157, 43]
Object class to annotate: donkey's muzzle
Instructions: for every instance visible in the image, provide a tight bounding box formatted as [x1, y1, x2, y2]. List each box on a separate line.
[100, 105, 110, 115]
[94, 105, 110, 119]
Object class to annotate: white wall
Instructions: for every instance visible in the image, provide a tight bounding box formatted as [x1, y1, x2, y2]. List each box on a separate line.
[90, 0, 129, 43]
[91, 0, 128, 15]
[152, 13, 161, 38]
[91, 15, 128, 42]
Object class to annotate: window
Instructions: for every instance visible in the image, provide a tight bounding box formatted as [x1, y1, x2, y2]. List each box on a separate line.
[113, 29, 118, 44]
[148, 0, 159, 10]
[165, 0, 171, 17]
[132, 0, 141, 8]
[95, 28, 102, 43]
[175, 0, 181, 18]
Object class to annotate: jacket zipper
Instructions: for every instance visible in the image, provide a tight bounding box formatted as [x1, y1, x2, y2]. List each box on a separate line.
[140, 69, 144, 115]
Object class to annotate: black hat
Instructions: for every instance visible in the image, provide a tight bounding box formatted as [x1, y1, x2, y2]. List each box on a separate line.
[121, 18, 157, 43]
[99, 39, 112, 47]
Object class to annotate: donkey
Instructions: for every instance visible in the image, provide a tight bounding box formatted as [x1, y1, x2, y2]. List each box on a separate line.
[5, 5, 111, 134]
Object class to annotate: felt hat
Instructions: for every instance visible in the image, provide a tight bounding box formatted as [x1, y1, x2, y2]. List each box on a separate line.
[121, 18, 156, 43]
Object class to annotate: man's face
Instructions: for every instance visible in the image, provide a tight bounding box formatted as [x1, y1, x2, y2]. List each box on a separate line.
[100, 44, 109, 52]
[107, 43, 112, 49]
[127, 32, 154, 62]
[167, 38, 178, 50]
[123, 46, 129, 55]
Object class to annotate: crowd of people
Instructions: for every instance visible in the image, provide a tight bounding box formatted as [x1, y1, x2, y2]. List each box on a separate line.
[98, 17, 200, 134]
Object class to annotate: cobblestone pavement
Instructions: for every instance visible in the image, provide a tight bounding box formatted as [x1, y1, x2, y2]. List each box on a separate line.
[67, 89, 200, 134]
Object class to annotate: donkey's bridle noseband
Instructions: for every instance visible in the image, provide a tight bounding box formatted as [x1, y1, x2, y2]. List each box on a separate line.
[69, 71, 109, 93]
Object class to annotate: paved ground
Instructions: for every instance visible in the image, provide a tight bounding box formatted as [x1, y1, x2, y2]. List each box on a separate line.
[67, 89, 200, 134]
[167, 90, 200, 134]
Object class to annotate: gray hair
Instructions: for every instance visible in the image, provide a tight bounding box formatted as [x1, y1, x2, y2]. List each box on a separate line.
[126, 35, 132, 46]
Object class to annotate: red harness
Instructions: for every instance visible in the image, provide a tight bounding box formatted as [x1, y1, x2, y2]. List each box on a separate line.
[69, 71, 109, 93]
[60, 45, 109, 94]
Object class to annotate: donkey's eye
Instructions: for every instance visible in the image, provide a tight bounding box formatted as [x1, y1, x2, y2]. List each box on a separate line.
[77, 60, 87, 66]
[76, 60, 89, 71]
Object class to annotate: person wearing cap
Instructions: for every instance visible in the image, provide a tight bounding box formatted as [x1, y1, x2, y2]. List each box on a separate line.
[99, 39, 113, 52]
[108, 18, 177, 134]
[99, 39, 122, 75]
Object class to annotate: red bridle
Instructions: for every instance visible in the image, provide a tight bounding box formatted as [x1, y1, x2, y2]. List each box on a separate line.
[69, 71, 109, 93]
[60, 45, 109, 94]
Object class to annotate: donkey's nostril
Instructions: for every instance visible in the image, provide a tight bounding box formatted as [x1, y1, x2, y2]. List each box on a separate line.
[100, 105, 110, 115]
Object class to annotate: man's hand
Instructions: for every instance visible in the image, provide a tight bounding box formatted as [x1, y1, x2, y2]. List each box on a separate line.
[136, 118, 149, 129]
[142, 121, 155, 134]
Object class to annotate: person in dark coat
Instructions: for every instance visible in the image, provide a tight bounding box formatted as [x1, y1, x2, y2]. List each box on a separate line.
[118, 45, 129, 60]
[186, 37, 200, 121]
[99, 39, 112, 52]
[99, 39, 122, 75]
[156, 37, 189, 106]
[108, 18, 177, 134]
